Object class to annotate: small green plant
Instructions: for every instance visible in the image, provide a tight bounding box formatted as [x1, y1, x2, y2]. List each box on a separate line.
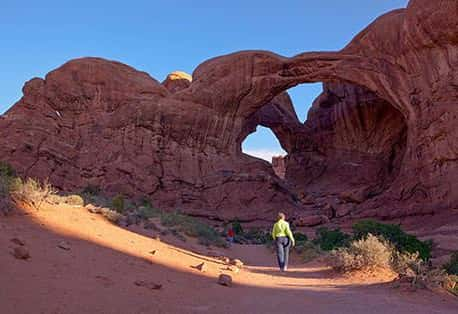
[111, 194, 125, 213]
[160, 211, 226, 247]
[444, 251, 458, 275]
[242, 228, 271, 244]
[137, 205, 161, 220]
[81, 184, 100, 196]
[352, 220, 432, 260]
[0, 161, 15, 178]
[313, 227, 350, 251]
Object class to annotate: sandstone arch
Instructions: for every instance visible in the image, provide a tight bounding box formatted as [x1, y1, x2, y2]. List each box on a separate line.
[0, 0, 456, 221]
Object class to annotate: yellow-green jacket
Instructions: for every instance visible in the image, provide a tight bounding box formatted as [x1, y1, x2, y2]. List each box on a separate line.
[272, 219, 295, 246]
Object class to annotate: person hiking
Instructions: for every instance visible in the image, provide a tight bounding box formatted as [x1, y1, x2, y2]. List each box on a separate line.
[226, 226, 235, 244]
[272, 212, 295, 271]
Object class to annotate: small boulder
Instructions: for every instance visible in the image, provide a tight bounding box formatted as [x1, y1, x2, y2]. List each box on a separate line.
[217, 256, 230, 264]
[217, 274, 232, 287]
[86, 204, 101, 214]
[230, 258, 244, 269]
[10, 238, 25, 246]
[134, 280, 162, 290]
[149, 250, 157, 255]
[13, 247, 30, 260]
[195, 262, 207, 272]
[57, 241, 71, 251]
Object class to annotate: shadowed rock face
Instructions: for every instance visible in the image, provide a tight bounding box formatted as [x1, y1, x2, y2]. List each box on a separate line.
[0, 0, 457, 222]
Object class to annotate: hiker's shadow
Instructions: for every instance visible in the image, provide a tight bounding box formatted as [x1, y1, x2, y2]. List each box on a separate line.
[248, 266, 333, 279]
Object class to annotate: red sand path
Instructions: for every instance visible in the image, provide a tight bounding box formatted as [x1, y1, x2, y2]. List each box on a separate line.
[1, 204, 457, 314]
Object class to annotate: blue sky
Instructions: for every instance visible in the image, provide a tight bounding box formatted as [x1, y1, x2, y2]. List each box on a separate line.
[0, 0, 408, 160]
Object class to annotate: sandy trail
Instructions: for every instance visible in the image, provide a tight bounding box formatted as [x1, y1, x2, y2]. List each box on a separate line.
[1, 204, 457, 314]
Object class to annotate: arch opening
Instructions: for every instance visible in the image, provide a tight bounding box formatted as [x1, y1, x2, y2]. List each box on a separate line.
[237, 78, 408, 203]
[285, 81, 408, 200]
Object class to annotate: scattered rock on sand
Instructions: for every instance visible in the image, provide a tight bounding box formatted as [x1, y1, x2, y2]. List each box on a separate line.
[10, 238, 25, 246]
[86, 204, 101, 214]
[225, 266, 239, 273]
[134, 280, 162, 290]
[194, 262, 207, 272]
[149, 250, 157, 255]
[217, 274, 232, 287]
[13, 247, 30, 260]
[58, 241, 71, 251]
[217, 256, 230, 264]
[230, 259, 244, 269]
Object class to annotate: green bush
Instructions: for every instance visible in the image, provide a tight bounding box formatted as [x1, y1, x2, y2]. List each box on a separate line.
[137, 205, 161, 220]
[242, 228, 271, 244]
[81, 184, 100, 196]
[0, 161, 15, 178]
[160, 211, 226, 247]
[444, 251, 458, 275]
[0, 161, 16, 198]
[352, 220, 432, 260]
[295, 232, 308, 244]
[313, 227, 350, 251]
[111, 194, 125, 213]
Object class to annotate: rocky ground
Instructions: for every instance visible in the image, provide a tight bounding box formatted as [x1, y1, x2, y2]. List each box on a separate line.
[1, 203, 457, 314]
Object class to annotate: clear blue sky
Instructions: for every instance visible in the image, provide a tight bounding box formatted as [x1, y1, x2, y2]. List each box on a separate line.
[1, 0, 408, 160]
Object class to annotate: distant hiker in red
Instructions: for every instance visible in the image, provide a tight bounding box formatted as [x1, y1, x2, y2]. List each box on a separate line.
[272, 212, 295, 271]
[227, 227, 235, 244]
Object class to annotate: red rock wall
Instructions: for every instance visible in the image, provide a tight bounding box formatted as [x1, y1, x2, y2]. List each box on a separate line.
[0, 0, 456, 222]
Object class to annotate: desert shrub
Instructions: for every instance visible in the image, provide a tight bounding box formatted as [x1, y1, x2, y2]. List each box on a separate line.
[352, 220, 432, 260]
[392, 250, 449, 289]
[295, 232, 308, 243]
[242, 228, 271, 244]
[81, 184, 100, 196]
[313, 227, 350, 251]
[444, 251, 458, 275]
[161, 211, 226, 247]
[329, 234, 392, 272]
[137, 205, 161, 220]
[63, 194, 85, 206]
[295, 241, 322, 262]
[444, 275, 458, 296]
[10, 177, 56, 210]
[391, 251, 422, 277]
[111, 194, 125, 213]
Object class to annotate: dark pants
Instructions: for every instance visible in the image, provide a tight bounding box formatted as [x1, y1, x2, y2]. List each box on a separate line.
[275, 236, 290, 270]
